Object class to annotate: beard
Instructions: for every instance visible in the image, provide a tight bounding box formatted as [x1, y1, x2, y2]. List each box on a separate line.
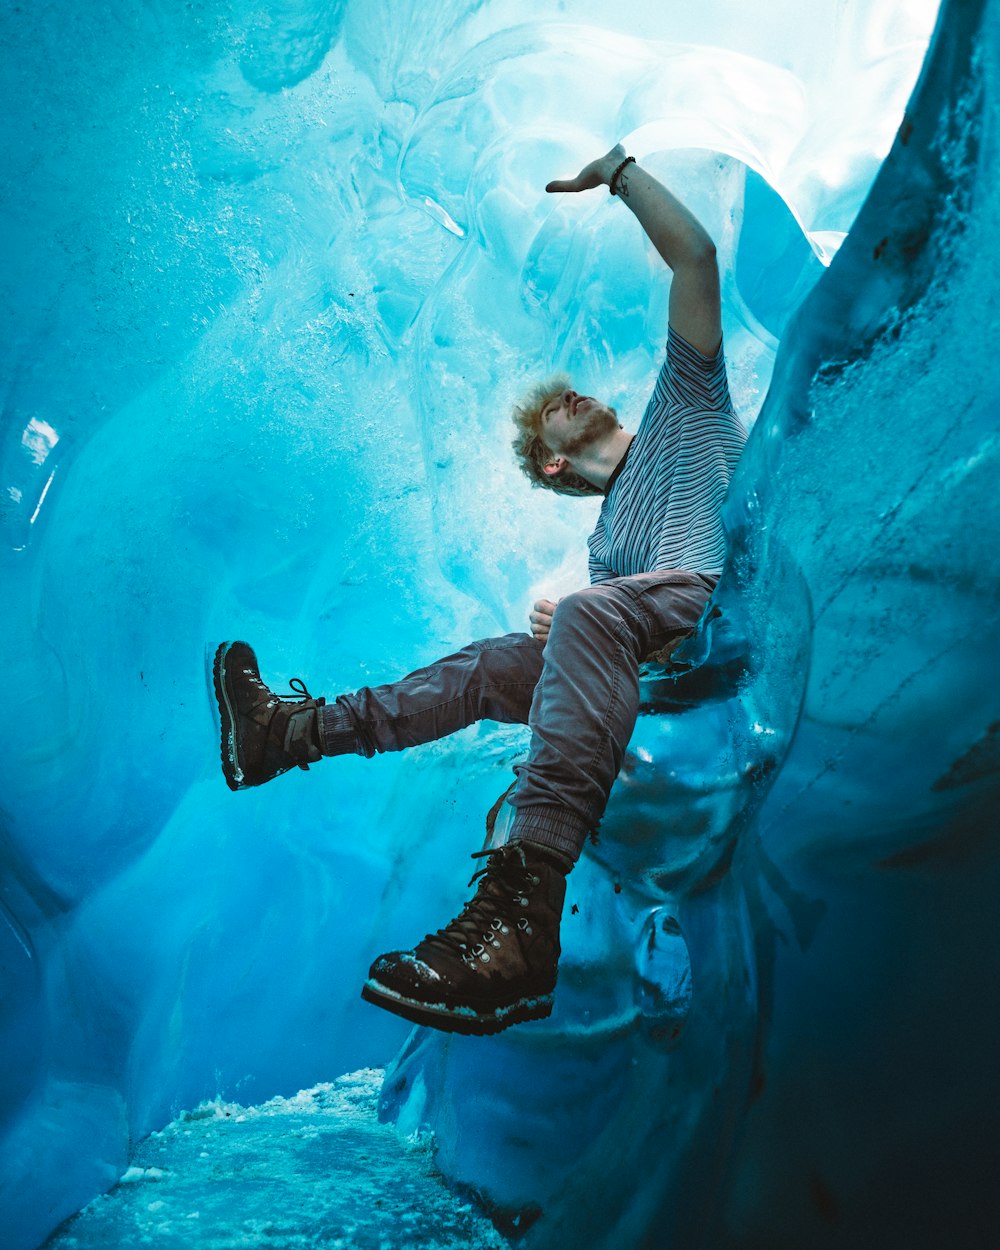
[559, 405, 619, 457]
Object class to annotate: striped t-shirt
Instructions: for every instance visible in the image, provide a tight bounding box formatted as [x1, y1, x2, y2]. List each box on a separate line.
[588, 327, 746, 583]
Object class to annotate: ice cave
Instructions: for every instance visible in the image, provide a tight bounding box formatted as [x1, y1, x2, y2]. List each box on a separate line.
[3, 0, 1000, 1247]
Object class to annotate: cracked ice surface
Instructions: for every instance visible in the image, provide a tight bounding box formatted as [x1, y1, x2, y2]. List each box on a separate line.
[8, 1, 996, 1248]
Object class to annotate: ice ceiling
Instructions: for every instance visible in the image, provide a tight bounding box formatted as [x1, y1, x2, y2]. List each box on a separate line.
[5, 1, 1000, 1248]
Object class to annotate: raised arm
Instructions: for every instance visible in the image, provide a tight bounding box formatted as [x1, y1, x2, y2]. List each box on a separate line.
[546, 144, 721, 357]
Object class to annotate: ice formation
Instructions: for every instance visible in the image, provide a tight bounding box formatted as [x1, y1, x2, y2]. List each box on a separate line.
[6, 0, 999, 1247]
[43, 1071, 505, 1249]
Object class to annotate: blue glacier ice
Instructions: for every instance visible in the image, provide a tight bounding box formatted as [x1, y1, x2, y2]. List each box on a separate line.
[42, 1071, 507, 1249]
[6, 0, 1000, 1246]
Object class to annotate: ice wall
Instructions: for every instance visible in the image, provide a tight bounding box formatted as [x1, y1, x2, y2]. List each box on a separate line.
[382, 2, 1000, 1248]
[0, 1, 950, 1248]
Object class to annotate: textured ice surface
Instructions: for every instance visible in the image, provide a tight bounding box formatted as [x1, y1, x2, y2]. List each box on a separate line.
[6, 0, 993, 1247]
[384, 4, 1000, 1248]
[42, 1072, 504, 1249]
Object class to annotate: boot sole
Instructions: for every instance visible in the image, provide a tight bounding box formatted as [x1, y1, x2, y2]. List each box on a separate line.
[361, 978, 553, 1036]
[213, 641, 246, 791]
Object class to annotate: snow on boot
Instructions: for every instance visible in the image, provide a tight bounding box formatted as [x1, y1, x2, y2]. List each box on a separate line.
[213, 640, 325, 790]
[362, 842, 571, 1036]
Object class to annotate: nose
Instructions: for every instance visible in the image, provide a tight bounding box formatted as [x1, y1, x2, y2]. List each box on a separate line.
[562, 388, 577, 405]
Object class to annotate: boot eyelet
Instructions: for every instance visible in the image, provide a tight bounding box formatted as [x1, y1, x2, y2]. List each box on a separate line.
[491, 918, 504, 930]
[480, 951, 491, 963]
[517, 917, 531, 933]
[472, 943, 485, 957]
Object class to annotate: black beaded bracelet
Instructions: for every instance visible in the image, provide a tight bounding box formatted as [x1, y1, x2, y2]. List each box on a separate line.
[609, 154, 635, 196]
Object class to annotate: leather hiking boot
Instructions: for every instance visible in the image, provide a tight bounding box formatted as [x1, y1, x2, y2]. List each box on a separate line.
[213, 640, 325, 791]
[361, 842, 571, 1036]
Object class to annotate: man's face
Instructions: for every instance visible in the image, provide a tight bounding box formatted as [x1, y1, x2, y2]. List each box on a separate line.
[540, 388, 618, 458]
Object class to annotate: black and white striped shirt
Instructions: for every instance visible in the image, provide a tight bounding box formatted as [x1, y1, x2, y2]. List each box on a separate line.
[588, 327, 746, 583]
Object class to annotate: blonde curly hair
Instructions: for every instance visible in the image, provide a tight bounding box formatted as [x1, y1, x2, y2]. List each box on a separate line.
[510, 375, 604, 498]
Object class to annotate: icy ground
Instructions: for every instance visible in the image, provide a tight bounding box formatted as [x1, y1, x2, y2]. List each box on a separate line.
[42, 1072, 503, 1250]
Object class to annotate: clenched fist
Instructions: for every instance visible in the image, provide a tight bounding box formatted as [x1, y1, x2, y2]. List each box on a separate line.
[529, 598, 558, 643]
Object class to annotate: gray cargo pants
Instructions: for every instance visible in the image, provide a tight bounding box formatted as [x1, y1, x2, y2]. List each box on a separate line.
[320, 570, 716, 861]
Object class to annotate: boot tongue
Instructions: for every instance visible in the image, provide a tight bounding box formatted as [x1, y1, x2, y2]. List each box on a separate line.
[274, 702, 323, 766]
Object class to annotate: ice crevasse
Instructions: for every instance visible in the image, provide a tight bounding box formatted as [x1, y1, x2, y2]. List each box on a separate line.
[2, 0, 999, 1247]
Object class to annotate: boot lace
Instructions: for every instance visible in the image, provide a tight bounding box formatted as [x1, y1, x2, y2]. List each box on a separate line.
[422, 846, 542, 968]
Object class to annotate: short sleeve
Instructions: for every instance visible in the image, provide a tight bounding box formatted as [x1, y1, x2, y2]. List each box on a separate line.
[663, 326, 732, 413]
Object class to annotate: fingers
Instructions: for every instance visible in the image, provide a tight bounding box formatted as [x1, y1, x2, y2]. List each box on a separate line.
[545, 178, 580, 194]
[529, 598, 558, 640]
[547, 146, 625, 195]
[547, 164, 601, 193]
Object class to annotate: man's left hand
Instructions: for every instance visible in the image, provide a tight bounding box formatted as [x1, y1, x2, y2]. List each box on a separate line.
[529, 598, 558, 643]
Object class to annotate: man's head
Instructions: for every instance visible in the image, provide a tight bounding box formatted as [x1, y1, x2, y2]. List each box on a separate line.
[511, 376, 617, 497]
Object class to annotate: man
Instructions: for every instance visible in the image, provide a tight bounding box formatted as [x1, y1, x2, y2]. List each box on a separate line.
[213, 144, 746, 1037]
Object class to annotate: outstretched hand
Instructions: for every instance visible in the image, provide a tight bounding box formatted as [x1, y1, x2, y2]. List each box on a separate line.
[545, 144, 625, 194]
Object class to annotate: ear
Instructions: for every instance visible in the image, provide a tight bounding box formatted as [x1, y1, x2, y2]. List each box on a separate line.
[543, 456, 568, 478]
